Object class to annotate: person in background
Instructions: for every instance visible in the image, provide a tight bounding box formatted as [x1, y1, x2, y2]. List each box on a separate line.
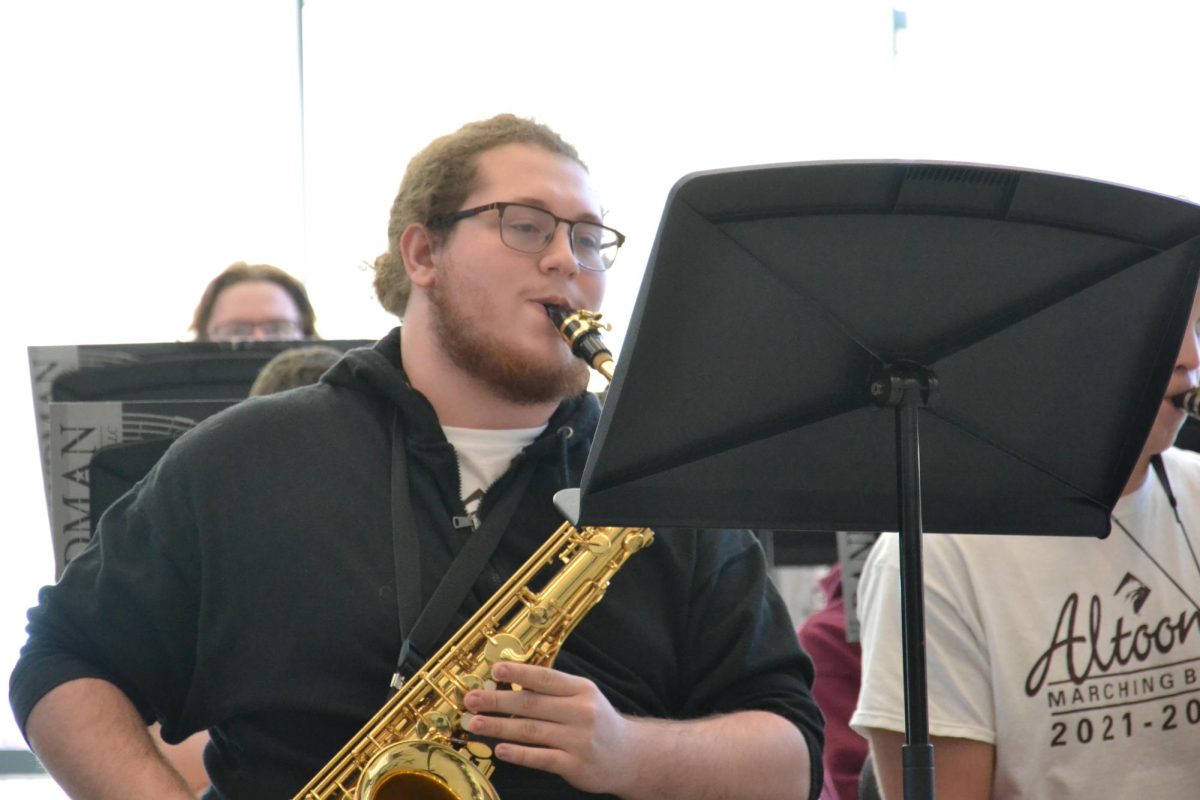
[190, 261, 319, 342]
[851, 287, 1200, 798]
[12, 114, 823, 799]
[798, 563, 868, 800]
[248, 345, 343, 397]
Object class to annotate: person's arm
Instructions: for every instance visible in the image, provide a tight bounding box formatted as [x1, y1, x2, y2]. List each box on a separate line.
[25, 678, 195, 800]
[464, 661, 811, 800]
[150, 723, 211, 795]
[864, 728, 994, 800]
[852, 534, 998, 800]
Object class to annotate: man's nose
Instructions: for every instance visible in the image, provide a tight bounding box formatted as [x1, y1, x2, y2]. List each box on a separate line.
[539, 223, 580, 275]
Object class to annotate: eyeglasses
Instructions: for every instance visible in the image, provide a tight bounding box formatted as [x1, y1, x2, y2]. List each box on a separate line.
[431, 202, 625, 272]
[207, 319, 305, 342]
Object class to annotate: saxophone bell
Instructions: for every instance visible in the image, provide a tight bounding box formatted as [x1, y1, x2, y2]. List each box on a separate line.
[356, 740, 499, 800]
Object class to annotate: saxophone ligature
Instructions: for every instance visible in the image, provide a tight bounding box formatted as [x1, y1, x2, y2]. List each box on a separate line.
[292, 307, 652, 800]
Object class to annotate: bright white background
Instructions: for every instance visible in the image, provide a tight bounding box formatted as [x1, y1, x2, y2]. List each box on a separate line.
[1, 0, 1198, 791]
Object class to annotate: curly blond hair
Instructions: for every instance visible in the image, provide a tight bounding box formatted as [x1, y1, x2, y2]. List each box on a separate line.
[373, 114, 585, 317]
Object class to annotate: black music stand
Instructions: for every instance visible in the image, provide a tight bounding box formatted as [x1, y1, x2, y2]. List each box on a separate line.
[575, 161, 1200, 799]
[50, 339, 372, 402]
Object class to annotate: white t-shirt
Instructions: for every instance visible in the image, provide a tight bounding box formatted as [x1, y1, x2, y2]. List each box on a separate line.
[852, 446, 1200, 798]
[442, 425, 544, 521]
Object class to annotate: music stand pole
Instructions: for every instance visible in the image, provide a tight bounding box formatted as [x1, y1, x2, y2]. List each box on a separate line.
[872, 364, 936, 800]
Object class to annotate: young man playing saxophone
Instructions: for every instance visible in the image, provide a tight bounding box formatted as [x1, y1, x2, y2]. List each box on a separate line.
[11, 114, 823, 799]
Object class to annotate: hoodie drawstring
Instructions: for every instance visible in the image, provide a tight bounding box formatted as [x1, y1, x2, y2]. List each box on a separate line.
[556, 425, 574, 489]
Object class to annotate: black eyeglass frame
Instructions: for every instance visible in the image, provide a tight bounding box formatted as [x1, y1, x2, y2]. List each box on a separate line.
[429, 201, 626, 272]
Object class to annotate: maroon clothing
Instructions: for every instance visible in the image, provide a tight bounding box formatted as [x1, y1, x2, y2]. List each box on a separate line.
[798, 565, 867, 800]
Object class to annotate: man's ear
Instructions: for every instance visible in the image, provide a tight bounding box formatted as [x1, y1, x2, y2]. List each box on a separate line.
[400, 223, 440, 289]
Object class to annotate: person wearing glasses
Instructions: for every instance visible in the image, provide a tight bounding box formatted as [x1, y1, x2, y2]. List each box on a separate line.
[190, 261, 319, 342]
[12, 114, 823, 799]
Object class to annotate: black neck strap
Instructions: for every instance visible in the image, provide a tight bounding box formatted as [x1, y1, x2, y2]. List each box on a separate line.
[387, 408, 537, 695]
[1114, 453, 1200, 614]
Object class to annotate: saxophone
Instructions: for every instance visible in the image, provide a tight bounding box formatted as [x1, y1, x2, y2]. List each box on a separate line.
[293, 308, 652, 800]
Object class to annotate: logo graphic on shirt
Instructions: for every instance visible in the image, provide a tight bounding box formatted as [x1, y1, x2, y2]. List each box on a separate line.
[1116, 572, 1151, 613]
[1022, 575, 1200, 700]
[1021, 572, 1200, 749]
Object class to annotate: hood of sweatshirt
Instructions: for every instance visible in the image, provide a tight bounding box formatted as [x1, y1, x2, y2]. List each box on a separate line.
[320, 327, 601, 501]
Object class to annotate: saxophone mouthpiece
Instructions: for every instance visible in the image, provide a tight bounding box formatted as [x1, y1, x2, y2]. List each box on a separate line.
[543, 303, 569, 326]
[545, 306, 615, 380]
[1173, 387, 1200, 419]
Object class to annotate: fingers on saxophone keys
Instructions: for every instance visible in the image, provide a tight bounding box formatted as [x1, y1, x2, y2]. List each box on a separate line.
[470, 683, 548, 720]
[461, 709, 491, 736]
[491, 660, 553, 690]
[464, 690, 486, 713]
[460, 711, 498, 741]
[467, 711, 549, 744]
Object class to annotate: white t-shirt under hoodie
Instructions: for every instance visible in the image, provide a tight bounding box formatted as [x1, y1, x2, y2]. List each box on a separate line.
[442, 424, 545, 525]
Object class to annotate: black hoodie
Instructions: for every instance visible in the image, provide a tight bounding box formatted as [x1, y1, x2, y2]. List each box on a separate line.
[11, 329, 823, 798]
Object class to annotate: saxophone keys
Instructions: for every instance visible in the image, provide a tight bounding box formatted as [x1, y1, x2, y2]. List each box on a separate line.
[465, 740, 492, 760]
[466, 740, 496, 779]
[484, 632, 528, 664]
[417, 711, 453, 737]
[624, 531, 651, 552]
[584, 532, 612, 554]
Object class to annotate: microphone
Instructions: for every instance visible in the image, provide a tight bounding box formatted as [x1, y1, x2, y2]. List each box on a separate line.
[1173, 388, 1200, 419]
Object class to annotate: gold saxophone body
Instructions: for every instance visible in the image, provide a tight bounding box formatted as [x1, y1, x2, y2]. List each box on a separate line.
[293, 309, 651, 800]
